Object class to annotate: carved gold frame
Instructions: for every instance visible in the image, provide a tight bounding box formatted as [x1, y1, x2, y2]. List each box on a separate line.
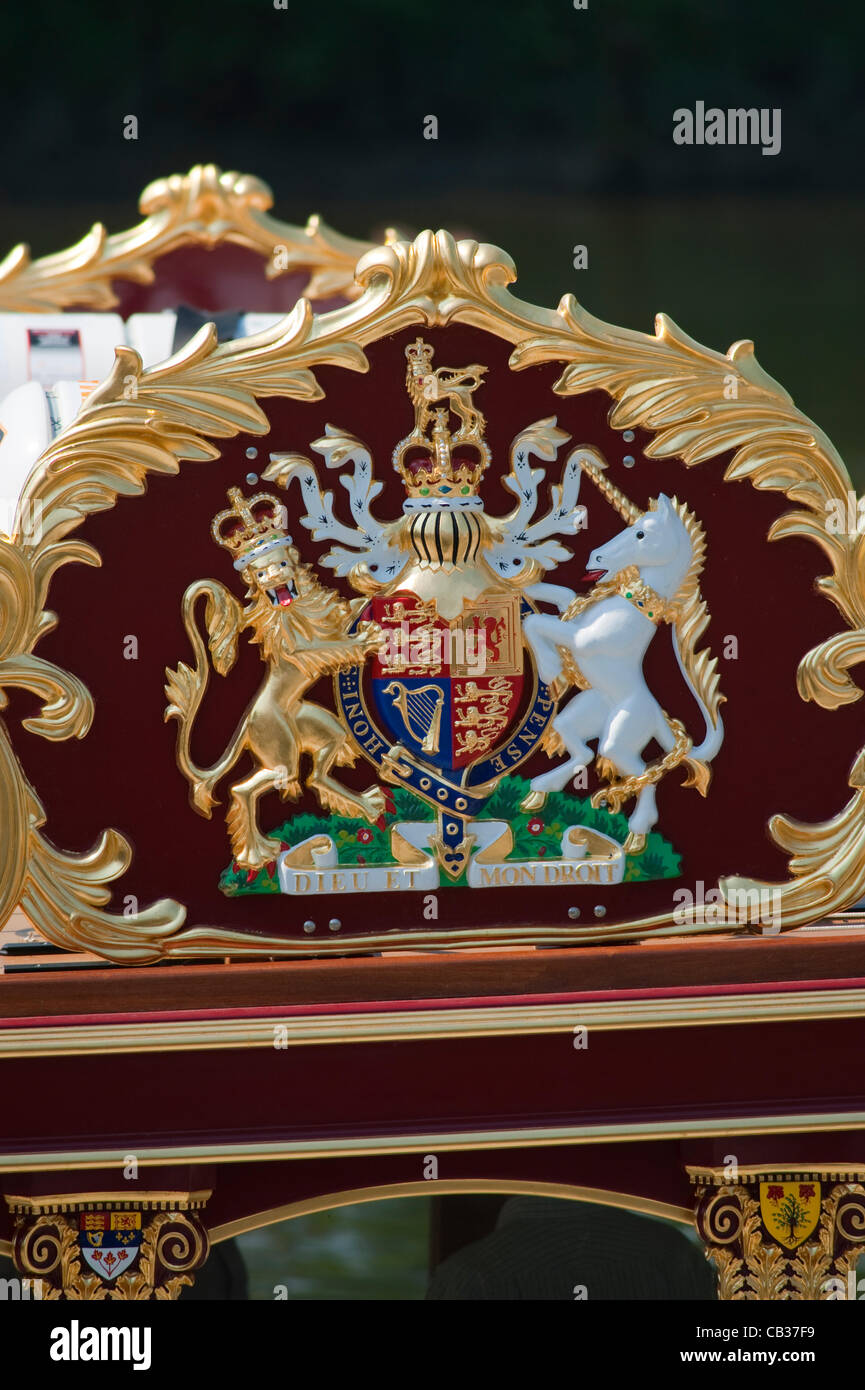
[1, 230, 863, 962]
[0, 162, 386, 311]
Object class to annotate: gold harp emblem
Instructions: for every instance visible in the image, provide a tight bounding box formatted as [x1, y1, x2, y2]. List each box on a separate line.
[383, 681, 445, 755]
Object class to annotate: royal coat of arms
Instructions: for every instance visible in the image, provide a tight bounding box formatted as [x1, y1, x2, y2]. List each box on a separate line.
[5, 230, 863, 962]
[165, 337, 723, 897]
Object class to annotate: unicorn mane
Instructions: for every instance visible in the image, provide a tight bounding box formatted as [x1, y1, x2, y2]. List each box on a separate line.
[669, 497, 725, 739]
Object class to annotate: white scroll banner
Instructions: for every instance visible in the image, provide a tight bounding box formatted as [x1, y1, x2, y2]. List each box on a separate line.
[277, 822, 625, 894]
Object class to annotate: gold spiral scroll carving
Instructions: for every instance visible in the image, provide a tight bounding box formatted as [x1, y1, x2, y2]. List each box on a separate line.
[8, 1193, 211, 1301]
[691, 1167, 865, 1301]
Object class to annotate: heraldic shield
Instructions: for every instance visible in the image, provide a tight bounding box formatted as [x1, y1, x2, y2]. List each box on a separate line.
[759, 1181, 822, 1251]
[4, 231, 865, 962]
[78, 1211, 143, 1280]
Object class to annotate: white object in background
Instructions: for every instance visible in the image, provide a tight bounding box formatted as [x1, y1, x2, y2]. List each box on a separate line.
[0, 313, 124, 398]
[125, 311, 177, 367]
[126, 311, 286, 367]
[242, 313, 284, 337]
[0, 379, 96, 535]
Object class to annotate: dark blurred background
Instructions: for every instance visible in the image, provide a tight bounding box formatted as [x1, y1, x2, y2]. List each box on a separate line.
[1, 0, 862, 460]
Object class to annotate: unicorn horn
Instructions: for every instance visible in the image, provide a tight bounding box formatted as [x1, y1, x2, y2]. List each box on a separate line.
[578, 452, 641, 523]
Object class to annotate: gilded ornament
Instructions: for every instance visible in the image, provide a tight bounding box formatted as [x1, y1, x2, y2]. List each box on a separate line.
[0, 231, 862, 958]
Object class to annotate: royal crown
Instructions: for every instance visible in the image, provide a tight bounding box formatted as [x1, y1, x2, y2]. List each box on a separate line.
[393, 339, 491, 500]
[212, 487, 292, 570]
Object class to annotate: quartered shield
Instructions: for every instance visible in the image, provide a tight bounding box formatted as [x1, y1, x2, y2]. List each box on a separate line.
[368, 591, 524, 773]
[78, 1210, 143, 1280]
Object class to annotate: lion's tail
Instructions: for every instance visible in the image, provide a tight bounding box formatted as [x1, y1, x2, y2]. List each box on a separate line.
[164, 579, 246, 816]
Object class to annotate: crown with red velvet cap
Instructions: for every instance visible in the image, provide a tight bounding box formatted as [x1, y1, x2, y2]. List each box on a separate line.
[211, 487, 292, 570]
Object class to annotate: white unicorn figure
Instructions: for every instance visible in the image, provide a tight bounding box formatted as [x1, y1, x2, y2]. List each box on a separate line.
[522, 472, 725, 854]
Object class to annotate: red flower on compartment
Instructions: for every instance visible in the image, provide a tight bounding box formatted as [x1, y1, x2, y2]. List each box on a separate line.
[766, 1185, 785, 1202]
[357, 828, 373, 844]
[528, 819, 544, 835]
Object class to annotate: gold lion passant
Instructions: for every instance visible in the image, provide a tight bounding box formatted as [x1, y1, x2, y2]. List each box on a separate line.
[165, 487, 385, 868]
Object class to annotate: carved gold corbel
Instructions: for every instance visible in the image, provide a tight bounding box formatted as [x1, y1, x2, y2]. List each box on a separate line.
[7, 1192, 211, 1300]
[690, 1166, 865, 1300]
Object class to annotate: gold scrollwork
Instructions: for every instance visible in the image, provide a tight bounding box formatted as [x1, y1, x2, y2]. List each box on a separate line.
[14, 1211, 208, 1301]
[10, 1197, 210, 1301]
[692, 1167, 865, 1301]
[0, 230, 864, 959]
[512, 298, 865, 933]
[0, 163, 385, 311]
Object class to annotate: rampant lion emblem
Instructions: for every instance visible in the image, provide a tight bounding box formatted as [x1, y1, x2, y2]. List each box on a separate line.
[164, 487, 385, 869]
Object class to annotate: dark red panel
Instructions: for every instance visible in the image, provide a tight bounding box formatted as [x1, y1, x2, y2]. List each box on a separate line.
[4, 1017, 865, 1158]
[5, 324, 860, 947]
[109, 243, 348, 316]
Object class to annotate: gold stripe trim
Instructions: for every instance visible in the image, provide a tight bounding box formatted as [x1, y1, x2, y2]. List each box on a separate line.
[2, 1109, 865, 1172]
[3, 1190, 211, 1214]
[209, 1179, 694, 1242]
[686, 1164, 865, 1184]
[3, 985, 865, 1058]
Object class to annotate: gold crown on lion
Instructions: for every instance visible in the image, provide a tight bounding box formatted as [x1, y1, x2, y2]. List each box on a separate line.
[212, 486, 292, 570]
[392, 338, 491, 500]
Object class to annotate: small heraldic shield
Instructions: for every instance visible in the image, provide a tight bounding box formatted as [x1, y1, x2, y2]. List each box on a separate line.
[759, 1181, 821, 1250]
[78, 1210, 143, 1280]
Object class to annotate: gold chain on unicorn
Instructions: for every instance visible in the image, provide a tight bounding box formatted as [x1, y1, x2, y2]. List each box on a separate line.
[522, 461, 725, 854]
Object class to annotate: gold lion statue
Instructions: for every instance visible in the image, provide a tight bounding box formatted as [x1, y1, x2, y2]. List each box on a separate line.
[164, 487, 385, 869]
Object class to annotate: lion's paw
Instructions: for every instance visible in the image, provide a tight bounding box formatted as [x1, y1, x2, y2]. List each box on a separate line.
[360, 786, 387, 820]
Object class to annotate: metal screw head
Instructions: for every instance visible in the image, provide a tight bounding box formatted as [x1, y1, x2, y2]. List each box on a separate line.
[328, 918, 342, 932]
[593, 905, 606, 919]
[302, 920, 316, 934]
[568, 906, 580, 920]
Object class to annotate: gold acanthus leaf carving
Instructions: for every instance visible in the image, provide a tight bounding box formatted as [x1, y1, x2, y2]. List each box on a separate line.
[508, 295, 865, 937]
[0, 163, 382, 312]
[1, 293, 370, 961]
[0, 230, 864, 957]
[512, 305, 865, 713]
